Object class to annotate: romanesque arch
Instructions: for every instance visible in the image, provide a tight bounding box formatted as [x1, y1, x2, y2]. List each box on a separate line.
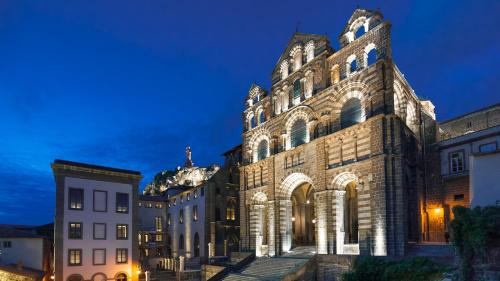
[278, 172, 314, 199]
[393, 80, 407, 120]
[276, 173, 315, 253]
[248, 128, 272, 163]
[91, 273, 107, 281]
[250, 191, 268, 256]
[284, 106, 315, 150]
[333, 87, 368, 131]
[331, 172, 361, 255]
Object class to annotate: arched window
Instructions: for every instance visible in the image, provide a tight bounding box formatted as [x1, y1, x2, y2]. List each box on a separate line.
[179, 234, 184, 250]
[340, 98, 363, 129]
[194, 233, 200, 257]
[92, 273, 107, 281]
[226, 200, 236, 221]
[346, 55, 357, 76]
[293, 80, 301, 103]
[345, 182, 358, 244]
[355, 25, 365, 38]
[406, 102, 417, 133]
[292, 48, 302, 71]
[257, 139, 268, 161]
[350, 59, 357, 73]
[247, 113, 255, 130]
[367, 48, 377, 66]
[116, 273, 127, 281]
[290, 119, 307, 148]
[258, 110, 265, 124]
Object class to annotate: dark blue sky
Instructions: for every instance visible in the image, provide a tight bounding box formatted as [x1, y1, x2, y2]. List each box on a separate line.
[0, 0, 499, 225]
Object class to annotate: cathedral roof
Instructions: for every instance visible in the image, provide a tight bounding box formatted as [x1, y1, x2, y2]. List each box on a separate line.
[273, 32, 330, 69]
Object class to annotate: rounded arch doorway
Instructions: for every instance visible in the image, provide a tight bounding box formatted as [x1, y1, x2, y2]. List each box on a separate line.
[278, 172, 316, 253]
[291, 182, 315, 247]
[115, 273, 128, 281]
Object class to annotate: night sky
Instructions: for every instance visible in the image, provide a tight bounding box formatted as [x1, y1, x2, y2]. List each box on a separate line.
[1, 0, 499, 225]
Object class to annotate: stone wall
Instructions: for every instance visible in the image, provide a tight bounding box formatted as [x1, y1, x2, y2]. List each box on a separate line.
[239, 9, 431, 258]
[200, 265, 225, 281]
[316, 255, 356, 281]
[440, 104, 500, 140]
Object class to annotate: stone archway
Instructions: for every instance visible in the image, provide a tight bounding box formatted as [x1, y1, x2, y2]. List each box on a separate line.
[332, 172, 360, 255]
[277, 173, 315, 253]
[250, 192, 268, 256]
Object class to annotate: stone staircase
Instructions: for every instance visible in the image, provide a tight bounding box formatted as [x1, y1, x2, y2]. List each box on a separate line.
[220, 247, 316, 281]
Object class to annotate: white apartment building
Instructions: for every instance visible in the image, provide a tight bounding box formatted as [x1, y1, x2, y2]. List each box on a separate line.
[0, 225, 52, 281]
[52, 160, 142, 281]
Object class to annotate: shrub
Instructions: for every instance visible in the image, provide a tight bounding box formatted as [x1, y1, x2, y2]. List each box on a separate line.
[342, 257, 447, 281]
[450, 205, 500, 281]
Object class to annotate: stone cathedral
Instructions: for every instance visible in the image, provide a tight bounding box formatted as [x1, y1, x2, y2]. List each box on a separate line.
[238, 9, 437, 257]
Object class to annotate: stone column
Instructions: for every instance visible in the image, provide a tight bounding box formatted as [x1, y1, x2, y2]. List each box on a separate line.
[267, 201, 276, 256]
[325, 190, 335, 254]
[250, 205, 265, 256]
[282, 86, 289, 111]
[239, 191, 249, 250]
[335, 190, 346, 254]
[315, 191, 328, 254]
[304, 70, 314, 99]
[279, 200, 292, 253]
[358, 182, 372, 256]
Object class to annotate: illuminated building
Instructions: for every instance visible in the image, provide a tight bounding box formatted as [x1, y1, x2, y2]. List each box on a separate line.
[239, 8, 436, 257]
[52, 160, 142, 281]
[140, 146, 241, 266]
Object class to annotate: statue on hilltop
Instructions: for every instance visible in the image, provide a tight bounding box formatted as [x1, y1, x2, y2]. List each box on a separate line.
[184, 146, 193, 168]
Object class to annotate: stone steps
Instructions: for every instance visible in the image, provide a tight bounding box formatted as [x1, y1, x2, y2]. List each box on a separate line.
[221, 256, 310, 281]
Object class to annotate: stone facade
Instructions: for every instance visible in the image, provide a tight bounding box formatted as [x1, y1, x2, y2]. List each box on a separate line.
[239, 9, 435, 257]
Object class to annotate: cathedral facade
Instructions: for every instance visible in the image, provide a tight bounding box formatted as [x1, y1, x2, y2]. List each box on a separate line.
[239, 9, 437, 257]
